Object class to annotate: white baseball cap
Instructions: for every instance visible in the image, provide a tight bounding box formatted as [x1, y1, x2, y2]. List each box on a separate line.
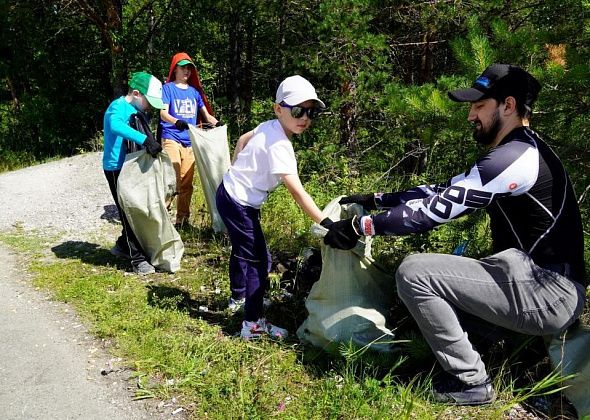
[275, 75, 325, 108]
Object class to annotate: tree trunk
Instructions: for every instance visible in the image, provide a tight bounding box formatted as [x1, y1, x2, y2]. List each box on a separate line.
[419, 32, 433, 83]
[339, 79, 358, 172]
[5, 77, 19, 110]
[243, 14, 254, 125]
[146, 5, 155, 68]
[71, 0, 126, 97]
[278, 5, 286, 76]
[228, 10, 243, 116]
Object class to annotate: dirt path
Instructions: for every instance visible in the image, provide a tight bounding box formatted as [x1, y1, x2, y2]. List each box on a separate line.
[0, 153, 178, 419]
[0, 153, 118, 237]
[0, 245, 158, 419]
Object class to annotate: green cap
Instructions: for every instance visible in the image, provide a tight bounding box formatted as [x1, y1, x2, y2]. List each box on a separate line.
[177, 59, 195, 67]
[128, 71, 165, 109]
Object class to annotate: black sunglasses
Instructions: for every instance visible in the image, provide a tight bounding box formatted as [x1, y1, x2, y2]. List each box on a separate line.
[280, 102, 323, 119]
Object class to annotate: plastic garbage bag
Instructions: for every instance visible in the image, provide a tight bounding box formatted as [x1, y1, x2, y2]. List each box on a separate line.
[547, 322, 590, 418]
[189, 125, 231, 232]
[117, 150, 184, 273]
[297, 196, 396, 353]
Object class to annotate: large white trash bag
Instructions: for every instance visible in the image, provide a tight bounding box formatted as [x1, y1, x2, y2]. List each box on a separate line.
[189, 125, 231, 232]
[297, 197, 396, 353]
[117, 150, 184, 273]
[547, 323, 590, 418]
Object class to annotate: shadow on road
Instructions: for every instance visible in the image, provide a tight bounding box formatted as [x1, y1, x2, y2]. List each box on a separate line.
[51, 240, 128, 270]
[100, 204, 121, 224]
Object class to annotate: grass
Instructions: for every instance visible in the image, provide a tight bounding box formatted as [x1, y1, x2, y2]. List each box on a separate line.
[0, 149, 65, 173]
[0, 184, 585, 419]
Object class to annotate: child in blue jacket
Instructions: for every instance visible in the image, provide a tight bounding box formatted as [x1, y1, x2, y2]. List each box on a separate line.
[103, 71, 164, 275]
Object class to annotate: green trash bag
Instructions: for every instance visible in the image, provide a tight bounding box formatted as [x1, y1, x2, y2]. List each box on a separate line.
[297, 197, 396, 353]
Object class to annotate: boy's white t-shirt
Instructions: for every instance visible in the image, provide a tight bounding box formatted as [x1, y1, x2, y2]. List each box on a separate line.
[223, 119, 297, 208]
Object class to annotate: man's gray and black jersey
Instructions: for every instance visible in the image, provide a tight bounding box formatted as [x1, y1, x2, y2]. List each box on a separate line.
[362, 126, 586, 285]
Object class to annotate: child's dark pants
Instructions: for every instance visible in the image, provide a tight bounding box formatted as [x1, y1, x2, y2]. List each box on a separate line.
[103, 170, 149, 266]
[216, 183, 271, 321]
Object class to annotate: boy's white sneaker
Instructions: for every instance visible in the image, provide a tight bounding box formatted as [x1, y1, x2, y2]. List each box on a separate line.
[240, 318, 288, 340]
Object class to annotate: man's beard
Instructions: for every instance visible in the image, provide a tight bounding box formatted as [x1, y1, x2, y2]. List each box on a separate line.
[473, 109, 501, 146]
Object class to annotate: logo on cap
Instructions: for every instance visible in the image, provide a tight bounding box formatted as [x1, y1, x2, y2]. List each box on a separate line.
[474, 76, 491, 89]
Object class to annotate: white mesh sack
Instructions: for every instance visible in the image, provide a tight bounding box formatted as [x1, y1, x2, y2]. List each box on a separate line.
[118, 150, 184, 273]
[297, 196, 396, 353]
[189, 125, 231, 233]
[547, 323, 590, 418]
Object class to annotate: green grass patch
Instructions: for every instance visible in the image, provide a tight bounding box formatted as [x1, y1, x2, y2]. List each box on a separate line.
[0, 149, 65, 173]
[10, 235, 438, 418]
[0, 226, 58, 256]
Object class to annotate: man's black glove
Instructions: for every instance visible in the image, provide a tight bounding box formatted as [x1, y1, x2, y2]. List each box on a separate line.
[339, 193, 377, 211]
[215, 120, 224, 127]
[143, 134, 162, 157]
[175, 120, 189, 131]
[320, 217, 334, 228]
[323, 216, 361, 250]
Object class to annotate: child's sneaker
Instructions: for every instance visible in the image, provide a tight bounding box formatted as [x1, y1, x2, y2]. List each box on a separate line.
[240, 318, 288, 340]
[228, 297, 246, 312]
[240, 320, 265, 340]
[133, 260, 156, 275]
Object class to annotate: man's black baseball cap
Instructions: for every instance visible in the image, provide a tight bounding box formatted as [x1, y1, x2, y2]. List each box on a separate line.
[448, 64, 541, 107]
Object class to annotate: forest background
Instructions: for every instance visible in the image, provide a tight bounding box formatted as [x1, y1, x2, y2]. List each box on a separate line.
[1, 0, 590, 417]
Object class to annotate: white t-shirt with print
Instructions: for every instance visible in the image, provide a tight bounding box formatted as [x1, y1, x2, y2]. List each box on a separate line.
[223, 119, 297, 208]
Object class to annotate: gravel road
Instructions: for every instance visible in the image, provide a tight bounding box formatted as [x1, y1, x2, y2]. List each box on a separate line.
[0, 152, 180, 419]
[0, 152, 118, 239]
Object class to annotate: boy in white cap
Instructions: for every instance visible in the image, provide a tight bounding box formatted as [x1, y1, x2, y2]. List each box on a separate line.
[103, 71, 165, 275]
[215, 75, 333, 339]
